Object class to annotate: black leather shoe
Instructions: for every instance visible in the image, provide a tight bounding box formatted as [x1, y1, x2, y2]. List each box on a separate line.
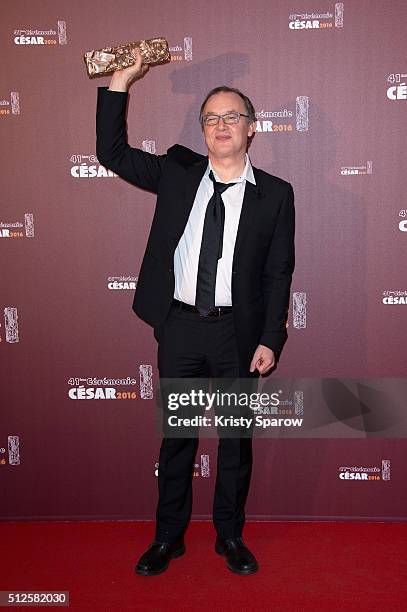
[215, 536, 258, 575]
[135, 538, 185, 576]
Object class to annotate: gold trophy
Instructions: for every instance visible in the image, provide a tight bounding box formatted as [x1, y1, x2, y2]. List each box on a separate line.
[84, 37, 170, 77]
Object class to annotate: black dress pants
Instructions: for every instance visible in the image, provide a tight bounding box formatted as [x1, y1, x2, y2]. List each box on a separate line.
[155, 302, 254, 543]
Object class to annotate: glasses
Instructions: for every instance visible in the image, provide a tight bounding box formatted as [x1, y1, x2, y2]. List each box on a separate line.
[201, 112, 249, 126]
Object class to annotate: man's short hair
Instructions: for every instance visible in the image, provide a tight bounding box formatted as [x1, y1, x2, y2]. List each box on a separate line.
[199, 86, 256, 126]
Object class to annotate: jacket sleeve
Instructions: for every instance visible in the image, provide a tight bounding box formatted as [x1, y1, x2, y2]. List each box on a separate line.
[96, 86, 166, 193]
[259, 183, 295, 360]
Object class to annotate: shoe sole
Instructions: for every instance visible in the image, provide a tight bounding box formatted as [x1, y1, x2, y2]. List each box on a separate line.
[215, 544, 259, 575]
[135, 545, 186, 576]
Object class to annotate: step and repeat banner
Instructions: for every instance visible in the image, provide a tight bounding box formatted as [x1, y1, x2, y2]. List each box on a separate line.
[1, 1, 406, 521]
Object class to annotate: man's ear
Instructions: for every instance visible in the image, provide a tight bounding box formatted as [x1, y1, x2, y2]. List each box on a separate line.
[248, 121, 256, 138]
[247, 122, 256, 148]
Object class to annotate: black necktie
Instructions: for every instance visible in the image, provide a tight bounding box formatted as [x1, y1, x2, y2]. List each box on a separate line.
[195, 170, 236, 315]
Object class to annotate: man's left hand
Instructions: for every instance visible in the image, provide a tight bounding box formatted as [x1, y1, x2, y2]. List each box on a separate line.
[249, 345, 275, 375]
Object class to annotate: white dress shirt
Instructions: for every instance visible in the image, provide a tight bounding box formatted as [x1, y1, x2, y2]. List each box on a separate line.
[173, 154, 256, 306]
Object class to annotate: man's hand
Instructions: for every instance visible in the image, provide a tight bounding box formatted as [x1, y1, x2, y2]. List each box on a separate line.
[108, 48, 149, 92]
[250, 345, 275, 375]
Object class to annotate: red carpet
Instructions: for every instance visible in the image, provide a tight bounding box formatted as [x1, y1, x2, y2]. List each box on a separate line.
[0, 521, 406, 611]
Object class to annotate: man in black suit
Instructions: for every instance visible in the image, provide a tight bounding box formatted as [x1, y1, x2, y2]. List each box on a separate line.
[96, 50, 295, 575]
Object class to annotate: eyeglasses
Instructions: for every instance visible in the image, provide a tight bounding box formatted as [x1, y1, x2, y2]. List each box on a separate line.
[201, 112, 249, 126]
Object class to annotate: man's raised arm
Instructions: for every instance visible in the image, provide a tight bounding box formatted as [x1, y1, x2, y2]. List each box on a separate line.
[96, 49, 166, 193]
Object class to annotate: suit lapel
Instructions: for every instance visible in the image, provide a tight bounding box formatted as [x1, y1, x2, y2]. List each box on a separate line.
[171, 157, 208, 241]
[232, 168, 264, 266]
[184, 157, 208, 210]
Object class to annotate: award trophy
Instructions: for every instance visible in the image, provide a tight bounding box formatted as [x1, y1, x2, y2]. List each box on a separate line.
[84, 37, 170, 77]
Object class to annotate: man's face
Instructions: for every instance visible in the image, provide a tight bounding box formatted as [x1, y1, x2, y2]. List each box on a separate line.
[201, 92, 256, 161]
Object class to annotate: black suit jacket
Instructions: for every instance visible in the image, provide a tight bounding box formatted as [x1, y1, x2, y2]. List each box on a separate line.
[96, 87, 295, 374]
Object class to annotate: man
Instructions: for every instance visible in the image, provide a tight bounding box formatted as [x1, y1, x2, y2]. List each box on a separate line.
[96, 50, 295, 576]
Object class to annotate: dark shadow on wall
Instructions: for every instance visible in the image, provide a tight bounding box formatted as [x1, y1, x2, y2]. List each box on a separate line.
[267, 102, 368, 377]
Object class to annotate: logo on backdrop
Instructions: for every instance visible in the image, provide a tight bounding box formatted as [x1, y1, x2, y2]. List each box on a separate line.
[0, 213, 34, 239]
[169, 37, 193, 62]
[0, 92, 20, 116]
[0, 436, 21, 466]
[340, 161, 373, 176]
[13, 21, 67, 45]
[142, 140, 156, 154]
[1, 307, 20, 344]
[250, 389, 304, 416]
[155, 454, 210, 478]
[398, 209, 407, 232]
[293, 292, 306, 329]
[338, 459, 391, 481]
[288, 2, 344, 30]
[386, 73, 407, 100]
[107, 276, 138, 290]
[382, 290, 407, 305]
[67, 365, 153, 400]
[255, 97, 309, 133]
[70, 154, 117, 178]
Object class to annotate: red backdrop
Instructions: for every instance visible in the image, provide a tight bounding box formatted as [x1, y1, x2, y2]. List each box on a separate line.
[1, 0, 406, 521]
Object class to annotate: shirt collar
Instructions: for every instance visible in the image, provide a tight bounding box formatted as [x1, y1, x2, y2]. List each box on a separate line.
[205, 154, 256, 185]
